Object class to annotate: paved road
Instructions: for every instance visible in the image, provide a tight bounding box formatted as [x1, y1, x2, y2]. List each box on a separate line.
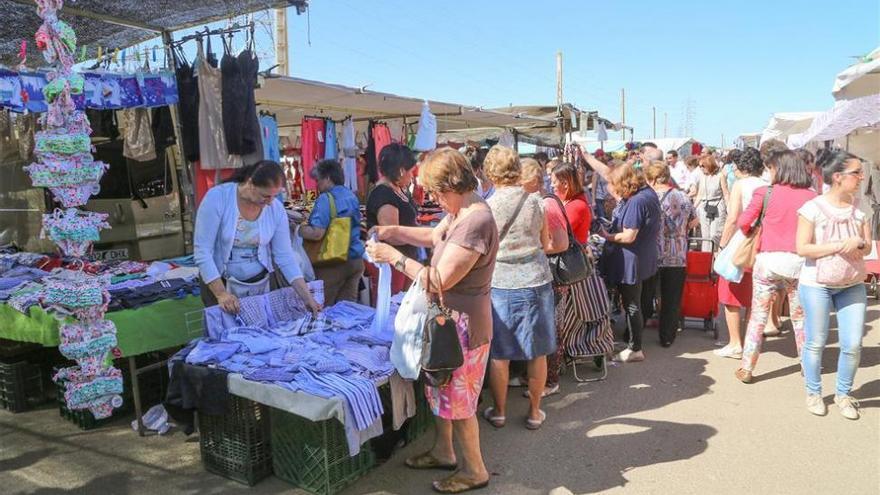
[2, 300, 877, 495]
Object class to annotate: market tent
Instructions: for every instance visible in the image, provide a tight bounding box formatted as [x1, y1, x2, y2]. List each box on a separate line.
[255, 76, 557, 132]
[787, 94, 880, 149]
[570, 136, 698, 157]
[0, 0, 302, 67]
[735, 133, 761, 149]
[832, 46, 880, 101]
[759, 112, 822, 145]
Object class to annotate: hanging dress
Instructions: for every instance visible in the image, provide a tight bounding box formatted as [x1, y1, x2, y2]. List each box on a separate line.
[197, 39, 242, 170]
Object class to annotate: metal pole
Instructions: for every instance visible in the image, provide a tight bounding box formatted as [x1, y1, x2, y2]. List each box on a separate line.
[652, 106, 657, 139]
[276, 8, 290, 76]
[620, 88, 626, 140]
[162, 30, 196, 254]
[556, 52, 564, 117]
[664, 112, 668, 138]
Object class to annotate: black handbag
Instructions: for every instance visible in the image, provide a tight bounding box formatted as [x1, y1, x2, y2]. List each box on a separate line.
[543, 194, 591, 286]
[420, 268, 464, 387]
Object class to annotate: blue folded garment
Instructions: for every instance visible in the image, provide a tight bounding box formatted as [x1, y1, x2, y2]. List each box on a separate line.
[185, 340, 241, 365]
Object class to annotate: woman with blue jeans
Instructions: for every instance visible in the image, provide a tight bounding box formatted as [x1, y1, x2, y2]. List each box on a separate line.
[796, 150, 872, 420]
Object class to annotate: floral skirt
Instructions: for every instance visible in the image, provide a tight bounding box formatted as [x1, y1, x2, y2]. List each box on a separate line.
[425, 312, 490, 421]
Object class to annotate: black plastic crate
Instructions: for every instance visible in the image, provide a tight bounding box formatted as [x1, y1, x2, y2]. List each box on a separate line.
[199, 395, 273, 486]
[0, 360, 46, 413]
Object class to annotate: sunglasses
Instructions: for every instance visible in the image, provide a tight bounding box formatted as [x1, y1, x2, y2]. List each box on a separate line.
[840, 169, 864, 177]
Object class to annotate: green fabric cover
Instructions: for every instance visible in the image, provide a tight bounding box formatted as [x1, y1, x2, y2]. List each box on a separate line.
[0, 296, 204, 357]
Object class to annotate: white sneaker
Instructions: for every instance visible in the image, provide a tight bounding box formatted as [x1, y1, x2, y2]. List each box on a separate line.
[806, 394, 827, 416]
[713, 345, 743, 359]
[508, 377, 526, 387]
[613, 349, 645, 363]
[834, 395, 860, 420]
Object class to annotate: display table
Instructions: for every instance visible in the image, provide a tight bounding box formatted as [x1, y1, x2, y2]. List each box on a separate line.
[0, 295, 204, 434]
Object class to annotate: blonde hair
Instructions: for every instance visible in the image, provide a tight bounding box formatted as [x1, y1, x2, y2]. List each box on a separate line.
[608, 163, 645, 198]
[520, 158, 543, 187]
[643, 161, 672, 185]
[419, 148, 479, 194]
[483, 145, 521, 186]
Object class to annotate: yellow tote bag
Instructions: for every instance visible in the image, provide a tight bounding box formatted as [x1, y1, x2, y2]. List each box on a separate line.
[305, 192, 351, 266]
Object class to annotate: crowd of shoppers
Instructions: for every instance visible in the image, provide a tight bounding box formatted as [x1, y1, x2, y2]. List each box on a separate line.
[193, 139, 872, 493]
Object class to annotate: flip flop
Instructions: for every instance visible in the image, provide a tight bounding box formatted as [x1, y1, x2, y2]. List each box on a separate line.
[525, 409, 547, 430]
[405, 452, 458, 471]
[481, 407, 506, 428]
[432, 473, 490, 494]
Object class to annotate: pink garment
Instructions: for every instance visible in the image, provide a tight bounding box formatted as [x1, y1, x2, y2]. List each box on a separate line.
[372, 123, 392, 177]
[301, 118, 326, 191]
[424, 313, 490, 420]
[738, 185, 816, 253]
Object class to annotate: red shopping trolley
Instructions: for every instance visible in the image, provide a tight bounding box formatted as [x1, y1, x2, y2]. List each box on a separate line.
[680, 238, 719, 338]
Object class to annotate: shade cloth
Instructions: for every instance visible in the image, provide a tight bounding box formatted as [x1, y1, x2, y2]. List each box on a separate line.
[0, 295, 204, 357]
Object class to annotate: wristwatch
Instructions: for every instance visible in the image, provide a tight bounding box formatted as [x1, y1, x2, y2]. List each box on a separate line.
[394, 255, 407, 272]
[858, 240, 867, 250]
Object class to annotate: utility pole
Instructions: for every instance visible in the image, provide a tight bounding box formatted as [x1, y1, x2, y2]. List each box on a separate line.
[556, 51, 564, 117]
[721, 133, 726, 148]
[652, 106, 657, 139]
[620, 88, 626, 140]
[664, 112, 668, 138]
[275, 8, 289, 76]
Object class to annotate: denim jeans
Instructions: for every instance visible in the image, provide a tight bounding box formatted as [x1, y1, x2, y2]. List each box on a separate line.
[800, 283, 866, 396]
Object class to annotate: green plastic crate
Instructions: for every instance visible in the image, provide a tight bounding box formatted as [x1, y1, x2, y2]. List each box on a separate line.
[271, 408, 375, 495]
[199, 395, 273, 486]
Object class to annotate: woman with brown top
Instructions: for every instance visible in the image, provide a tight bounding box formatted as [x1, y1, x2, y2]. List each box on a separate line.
[366, 148, 498, 494]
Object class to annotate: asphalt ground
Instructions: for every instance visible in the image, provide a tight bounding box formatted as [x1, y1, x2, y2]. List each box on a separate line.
[2, 299, 877, 495]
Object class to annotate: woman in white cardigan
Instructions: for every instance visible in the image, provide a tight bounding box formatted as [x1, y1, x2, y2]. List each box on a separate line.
[194, 161, 320, 315]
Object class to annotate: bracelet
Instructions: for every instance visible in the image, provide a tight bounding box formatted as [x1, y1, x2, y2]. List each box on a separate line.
[394, 255, 407, 272]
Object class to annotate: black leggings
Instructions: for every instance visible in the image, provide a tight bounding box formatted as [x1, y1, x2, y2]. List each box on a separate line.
[641, 267, 687, 345]
[618, 282, 644, 352]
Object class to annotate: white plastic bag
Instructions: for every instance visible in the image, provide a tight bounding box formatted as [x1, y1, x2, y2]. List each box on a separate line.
[290, 224, 316, 282]
[713, 230, 745, 283]
[391, 274, 428, 380]
[414, 101, 437, 152]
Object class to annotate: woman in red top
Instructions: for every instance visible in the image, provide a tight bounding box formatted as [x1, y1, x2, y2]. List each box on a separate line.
[550, 162, 592, 244]
[734, 150, 817, 383]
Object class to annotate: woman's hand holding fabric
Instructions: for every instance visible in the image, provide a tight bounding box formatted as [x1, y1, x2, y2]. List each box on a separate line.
[217, 292, 241, 314]
[365, 240, 401, 265]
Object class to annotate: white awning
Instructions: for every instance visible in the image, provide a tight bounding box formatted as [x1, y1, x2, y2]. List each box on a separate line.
[760, 112, 823, 145]
[787, 94, 880, 149]
[255, 76, 556, 131]
[832, 47, 880, 101]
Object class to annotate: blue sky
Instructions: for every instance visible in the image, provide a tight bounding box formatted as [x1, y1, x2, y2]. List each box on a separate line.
[275, 0, 878, 146]
[142, 1, 877, 147]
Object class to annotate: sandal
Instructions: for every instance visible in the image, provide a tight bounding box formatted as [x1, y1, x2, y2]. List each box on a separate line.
[481, 407, 506, 428]
[432, 473, 490, 494]
[735, 368, 753, 384]
[405, 452, 458, 471]
[525, 409, 547, 430]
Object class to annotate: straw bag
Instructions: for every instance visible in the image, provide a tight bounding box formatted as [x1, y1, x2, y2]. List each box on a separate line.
[733, 186, 772, 269]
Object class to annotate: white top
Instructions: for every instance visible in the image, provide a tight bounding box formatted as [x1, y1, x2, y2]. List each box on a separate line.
[670, 161, 690, 189]
[487, 186, 552, 289]
[797, 196, 868, 288]
[738, 176, 770, 211]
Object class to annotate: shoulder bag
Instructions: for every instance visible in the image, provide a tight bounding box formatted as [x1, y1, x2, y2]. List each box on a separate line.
[304, 192, 351, 266]
[814, 200, 866, 286]
[420, 268, 464, 387]
[732, 186, 772, 269]
[543, 193, 591, 285]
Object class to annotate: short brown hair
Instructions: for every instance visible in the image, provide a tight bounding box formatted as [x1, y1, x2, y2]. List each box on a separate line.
[483, 145, 521, 186]
[685, 156, 699, 168]
[759, 139, 788, 164]
[520, 158, 543, 187]
[699, 155, 720, 175]
[643, 161, 672, 185]
[550, 161, 583, 200]
[420, 148, 479, 194]
[608, 163, 645, 199]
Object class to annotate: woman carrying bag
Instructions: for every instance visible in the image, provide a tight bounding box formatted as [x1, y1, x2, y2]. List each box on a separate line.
[300, 159, 365, 306]
[366, 148, 498, 494]
[796, 150, 872, 420]
[693, 155, 729, 251]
